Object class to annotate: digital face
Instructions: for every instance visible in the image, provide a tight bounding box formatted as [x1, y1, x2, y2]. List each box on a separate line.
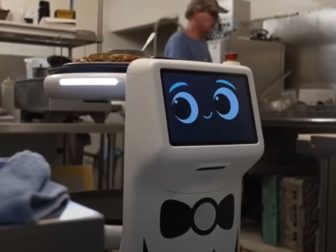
[161, 69, 258, 146]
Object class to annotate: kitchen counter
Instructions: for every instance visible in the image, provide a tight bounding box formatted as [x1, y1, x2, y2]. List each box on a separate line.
[0, 121, 124, 134]
[261, 105, 336, 130]
[262, 116, 336, 129]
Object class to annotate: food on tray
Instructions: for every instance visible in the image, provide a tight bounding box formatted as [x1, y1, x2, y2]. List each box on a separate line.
[76, 52, 143, 63]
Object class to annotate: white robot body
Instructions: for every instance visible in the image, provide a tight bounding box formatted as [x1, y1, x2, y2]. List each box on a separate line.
[122, 59, 264, 252]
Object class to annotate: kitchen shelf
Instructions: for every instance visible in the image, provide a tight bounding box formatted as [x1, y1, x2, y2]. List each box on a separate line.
[0, 20, 100, 48]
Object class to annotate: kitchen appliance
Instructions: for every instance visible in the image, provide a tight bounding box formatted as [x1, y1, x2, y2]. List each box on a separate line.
[45, 62, 126, 101]
[24, 57, 49, 79]
[18, 62, 127, 122]
[38, 1, 50, 23]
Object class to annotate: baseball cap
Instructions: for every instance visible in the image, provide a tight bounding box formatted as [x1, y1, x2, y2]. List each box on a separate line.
[185, 0, 228, 19]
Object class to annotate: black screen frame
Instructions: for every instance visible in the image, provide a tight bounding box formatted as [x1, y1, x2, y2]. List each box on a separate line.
[160, 68, 259, 146]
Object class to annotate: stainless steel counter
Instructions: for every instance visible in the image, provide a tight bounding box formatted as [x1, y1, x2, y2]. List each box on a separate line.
[262, 116, 336, 129]
[0, 122, 124, 134]
[261, 105, 336, 129]
[0, 201, 104, 252]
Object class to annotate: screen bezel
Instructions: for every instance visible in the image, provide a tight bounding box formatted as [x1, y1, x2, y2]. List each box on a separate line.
[160, 68, 259, 146]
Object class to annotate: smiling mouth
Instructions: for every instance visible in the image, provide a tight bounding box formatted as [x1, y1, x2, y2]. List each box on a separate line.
[197, 166, 226, 171]
[203, 112, 213, 119]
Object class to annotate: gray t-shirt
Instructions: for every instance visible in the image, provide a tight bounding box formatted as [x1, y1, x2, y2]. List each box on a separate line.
[164, 31, 212, 62]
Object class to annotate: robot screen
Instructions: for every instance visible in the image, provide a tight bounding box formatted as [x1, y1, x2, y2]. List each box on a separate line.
[161, 69, 258, 146]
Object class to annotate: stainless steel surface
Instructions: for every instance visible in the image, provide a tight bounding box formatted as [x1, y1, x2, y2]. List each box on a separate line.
[262, 116, 336, 123]
[0, 20, 98, 48]
[286, 44, 336, 90]
[0, 122, 123, 134]
[15, 78, 47, 111]
[141, 32, 156, 52]
[319, 158, 328, 252]
[229, 39, 285, 100]
[15, 78, 116, 117]
[0, 55, 26, 81]
[0, 201, 104, 252]
[48, 99, 115, 112]
[218, 0, 251, 32]
[262, 109, 336, 129]
[260, 71, 291, 99]
[153, 17, 179, 57]
[326, 156, 336, 252]
[261, 104, 336, 127]
[263, 9, 336, 45]
[296, 135, 336, 252]
[97, 0, 104, 53]
[208, 0, 251, 62]
[262, 8, 336, 90]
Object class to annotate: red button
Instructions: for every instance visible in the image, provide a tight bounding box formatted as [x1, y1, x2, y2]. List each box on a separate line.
[225, 52, 238, 61]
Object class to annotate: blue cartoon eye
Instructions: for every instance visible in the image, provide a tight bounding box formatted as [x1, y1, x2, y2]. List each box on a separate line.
[213, 87, 239, 120]
[172, 92, 199, 124]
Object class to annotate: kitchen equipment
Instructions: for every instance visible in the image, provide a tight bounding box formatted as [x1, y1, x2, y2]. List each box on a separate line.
[45, 62, 127, 101]
[47, 55, 72, 68]
[55, 9, 76, 19]
[55, 0, 76, 20]
[0, 8, 9, 20]
[18, 62, 127, 122]
[15, 76, 118, 122]
[141, 32, 156, 51]
[38, 1, 50, 23]
[24, 57, 49, 79]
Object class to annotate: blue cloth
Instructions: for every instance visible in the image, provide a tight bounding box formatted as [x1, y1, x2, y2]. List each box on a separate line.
[0, 151, 69, 224]
[164, 31, 212, 62]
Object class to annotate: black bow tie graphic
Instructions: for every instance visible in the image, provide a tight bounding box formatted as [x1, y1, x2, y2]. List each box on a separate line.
[160, 195, 234, 238]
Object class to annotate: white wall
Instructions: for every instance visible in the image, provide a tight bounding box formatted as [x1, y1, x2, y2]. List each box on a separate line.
[109, 0, 181, 31]
[248, 0, 336, 19]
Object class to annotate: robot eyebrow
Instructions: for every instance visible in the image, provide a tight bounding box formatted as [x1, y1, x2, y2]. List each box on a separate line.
[169, 82, 188, 93]
[216, 80, 236, 90]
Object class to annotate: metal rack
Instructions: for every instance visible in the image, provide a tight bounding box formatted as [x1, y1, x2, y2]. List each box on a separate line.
[0, 20, 100, 56]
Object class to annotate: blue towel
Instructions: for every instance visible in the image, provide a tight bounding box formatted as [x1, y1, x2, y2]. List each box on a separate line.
[0, 151, 69, 224]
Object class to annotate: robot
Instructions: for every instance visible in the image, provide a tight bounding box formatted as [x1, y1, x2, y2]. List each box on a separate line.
[122, 59, 264, 252]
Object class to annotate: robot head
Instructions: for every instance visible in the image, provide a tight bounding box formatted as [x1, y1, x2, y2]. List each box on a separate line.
[125, 59, 264, 193]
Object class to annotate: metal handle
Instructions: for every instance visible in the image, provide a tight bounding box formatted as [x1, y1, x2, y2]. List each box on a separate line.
[141, 32, 156, 52]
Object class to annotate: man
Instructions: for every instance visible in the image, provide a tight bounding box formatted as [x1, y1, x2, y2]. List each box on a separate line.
[164, 0, 227, 62]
